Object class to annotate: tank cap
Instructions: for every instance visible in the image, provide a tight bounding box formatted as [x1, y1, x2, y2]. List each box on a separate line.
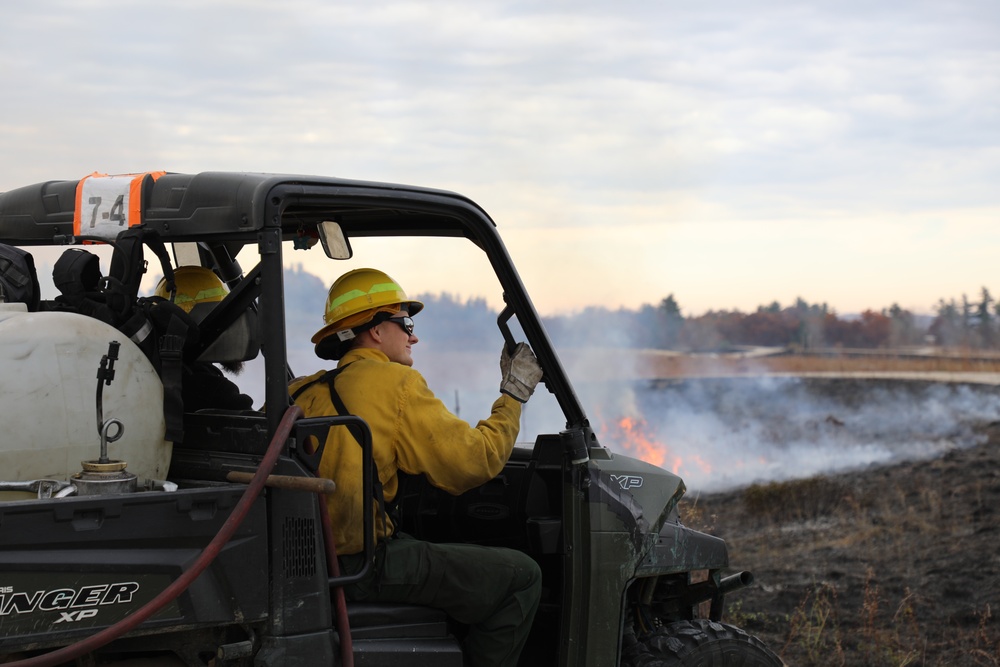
[80, 459, 129, 473]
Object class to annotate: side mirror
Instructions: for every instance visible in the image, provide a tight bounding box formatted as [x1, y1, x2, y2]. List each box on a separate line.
[318, 221, 353, 260]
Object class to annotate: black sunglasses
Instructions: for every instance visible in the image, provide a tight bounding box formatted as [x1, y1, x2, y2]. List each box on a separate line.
[387, 316, 415, 336]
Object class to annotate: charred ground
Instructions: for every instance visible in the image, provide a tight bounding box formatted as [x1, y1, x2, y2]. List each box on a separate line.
[682, 421, 1000, 666]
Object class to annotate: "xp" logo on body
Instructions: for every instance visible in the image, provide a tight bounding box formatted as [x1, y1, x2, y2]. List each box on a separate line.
[611, 474, 643, 490]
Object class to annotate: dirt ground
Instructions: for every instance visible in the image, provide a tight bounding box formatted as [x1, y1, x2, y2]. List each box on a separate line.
[681, 422, 1000, 666]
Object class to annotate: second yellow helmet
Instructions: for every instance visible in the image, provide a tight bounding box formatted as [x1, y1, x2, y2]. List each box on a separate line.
[154, 266, 227, 314]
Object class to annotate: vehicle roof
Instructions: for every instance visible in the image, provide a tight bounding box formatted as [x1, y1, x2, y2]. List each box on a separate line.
[0, 171, 591, 430]
[0, 172, 496, 246]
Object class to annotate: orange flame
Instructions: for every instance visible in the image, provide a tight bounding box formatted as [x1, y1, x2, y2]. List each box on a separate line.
[602, 415, 713, 477]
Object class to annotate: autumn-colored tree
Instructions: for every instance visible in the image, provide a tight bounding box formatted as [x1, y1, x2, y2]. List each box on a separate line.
[857, 310, 892, 347]
[731, 310, 799, 346]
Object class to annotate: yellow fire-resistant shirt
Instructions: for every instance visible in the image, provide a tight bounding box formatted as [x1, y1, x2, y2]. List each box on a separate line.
[289, 347, 522, 555]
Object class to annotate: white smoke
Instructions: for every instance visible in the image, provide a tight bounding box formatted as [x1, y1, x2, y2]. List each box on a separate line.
[239, 337, 1000, 495]
[578, 369, 1000, 492]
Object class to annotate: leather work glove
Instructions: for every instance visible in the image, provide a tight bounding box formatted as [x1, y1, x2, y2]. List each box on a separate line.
[500, 342, 543, 403]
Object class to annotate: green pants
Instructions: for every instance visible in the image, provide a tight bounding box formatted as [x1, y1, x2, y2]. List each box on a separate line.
[340, 534, 541, 667]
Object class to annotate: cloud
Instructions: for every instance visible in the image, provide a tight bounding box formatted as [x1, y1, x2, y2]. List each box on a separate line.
[2, 0, 998, 315]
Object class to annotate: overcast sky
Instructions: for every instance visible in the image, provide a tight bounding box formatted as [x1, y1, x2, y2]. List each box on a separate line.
[2, 0, 998, 316]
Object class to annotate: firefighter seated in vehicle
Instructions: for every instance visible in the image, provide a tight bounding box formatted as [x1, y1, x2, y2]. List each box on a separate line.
[153, 266, 255, 413]
[289, 268, 545, 667]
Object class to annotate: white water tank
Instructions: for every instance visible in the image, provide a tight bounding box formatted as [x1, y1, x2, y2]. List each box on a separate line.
[0, 304, 171, 497]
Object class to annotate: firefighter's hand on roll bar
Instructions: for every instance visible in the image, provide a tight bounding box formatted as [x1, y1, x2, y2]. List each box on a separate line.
[500, 342, 543, 403]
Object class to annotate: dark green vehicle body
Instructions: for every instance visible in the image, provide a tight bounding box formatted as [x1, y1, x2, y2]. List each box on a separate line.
[0, 172, 746, 666]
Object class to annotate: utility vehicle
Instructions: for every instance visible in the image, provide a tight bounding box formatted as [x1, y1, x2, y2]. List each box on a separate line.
[0, 172, 781, 666]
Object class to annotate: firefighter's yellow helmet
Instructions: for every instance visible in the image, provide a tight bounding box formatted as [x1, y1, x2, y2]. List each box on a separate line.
[312, 268, 423, 344]
[154, 266, 227, 314]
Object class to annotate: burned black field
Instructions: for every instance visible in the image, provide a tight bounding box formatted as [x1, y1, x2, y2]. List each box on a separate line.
[676, 380, 1000, 666]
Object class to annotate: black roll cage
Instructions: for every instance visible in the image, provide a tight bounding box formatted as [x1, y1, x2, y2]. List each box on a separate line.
[0, 172, 590, 441]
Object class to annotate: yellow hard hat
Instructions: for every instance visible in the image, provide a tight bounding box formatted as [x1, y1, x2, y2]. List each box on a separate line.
[312, 268, 423, 344]
[154, 266, 227, 314]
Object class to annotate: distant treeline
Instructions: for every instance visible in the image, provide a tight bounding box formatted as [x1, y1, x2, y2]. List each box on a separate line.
[284, 266, 1000, 352]
[283, 266, 500, 351]
[544, 290, 1000, 351]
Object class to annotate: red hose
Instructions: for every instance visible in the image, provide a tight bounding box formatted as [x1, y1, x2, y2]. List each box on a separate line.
[7, 405, 304, 667]
[319, 496, 354, 667]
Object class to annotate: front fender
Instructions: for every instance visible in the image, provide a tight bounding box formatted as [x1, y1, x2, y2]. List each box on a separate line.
[635, 520, 729, 576]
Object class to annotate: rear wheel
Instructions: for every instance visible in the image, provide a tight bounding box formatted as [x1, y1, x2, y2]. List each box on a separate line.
[621, 620, 783, 666]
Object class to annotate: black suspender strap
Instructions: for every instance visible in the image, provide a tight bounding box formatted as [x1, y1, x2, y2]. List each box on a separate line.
[291, 364, 392, 538]
[159, 313, 189, 443]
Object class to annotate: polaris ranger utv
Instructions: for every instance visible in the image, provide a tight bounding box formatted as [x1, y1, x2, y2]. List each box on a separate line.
[0, 172, 781, 666]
